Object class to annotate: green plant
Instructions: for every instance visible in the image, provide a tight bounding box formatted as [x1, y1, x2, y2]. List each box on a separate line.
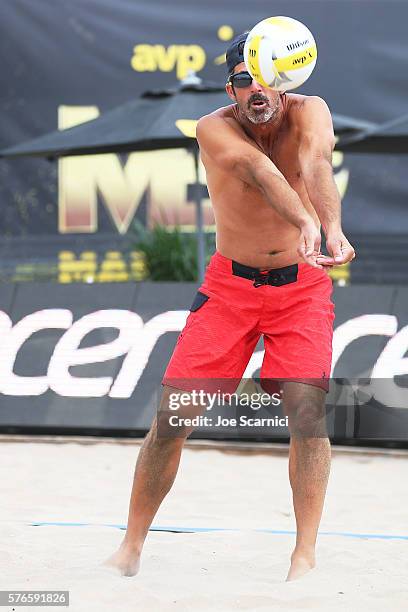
[132, 220, 207, 281]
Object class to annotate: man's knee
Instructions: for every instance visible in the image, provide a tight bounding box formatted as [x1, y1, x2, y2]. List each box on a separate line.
[283, 382, 328, 438]
[143, 416, 188, 455]
[154, 385, 207, 441]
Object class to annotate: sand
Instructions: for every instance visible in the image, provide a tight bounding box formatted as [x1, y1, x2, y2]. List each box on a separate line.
[1, 437, 407, 611]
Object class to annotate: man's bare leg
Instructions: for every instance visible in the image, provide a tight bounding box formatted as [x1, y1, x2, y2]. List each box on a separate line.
[105, 386, 193, 576]
[283, 382, 331, 581]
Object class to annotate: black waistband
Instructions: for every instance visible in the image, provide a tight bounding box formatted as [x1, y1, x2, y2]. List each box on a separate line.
[232, 261, 298, 287]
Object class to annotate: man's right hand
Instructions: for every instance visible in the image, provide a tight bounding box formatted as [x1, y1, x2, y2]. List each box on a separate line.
[297, 221, 323, 269]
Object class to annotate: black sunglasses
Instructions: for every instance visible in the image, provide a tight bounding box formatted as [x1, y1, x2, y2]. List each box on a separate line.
[227, 70, 253, 89]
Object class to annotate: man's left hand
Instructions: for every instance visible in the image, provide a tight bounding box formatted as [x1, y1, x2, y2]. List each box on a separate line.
[317, 231, 356, 266]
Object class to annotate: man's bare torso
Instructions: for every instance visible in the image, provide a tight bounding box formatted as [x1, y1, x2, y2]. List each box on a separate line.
[199, 93, 321, 269]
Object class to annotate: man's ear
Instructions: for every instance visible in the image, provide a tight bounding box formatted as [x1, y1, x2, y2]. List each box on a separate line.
[225, 83, 236, 102]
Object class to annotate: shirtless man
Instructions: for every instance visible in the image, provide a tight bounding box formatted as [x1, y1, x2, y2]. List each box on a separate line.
[107, 32, 355, 581]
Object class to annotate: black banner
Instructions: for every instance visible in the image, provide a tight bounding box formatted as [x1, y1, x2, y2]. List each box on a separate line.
[0, 282, 407, 442]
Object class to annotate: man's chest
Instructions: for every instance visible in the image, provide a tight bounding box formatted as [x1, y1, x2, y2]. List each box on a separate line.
[268, 136, 303, 187]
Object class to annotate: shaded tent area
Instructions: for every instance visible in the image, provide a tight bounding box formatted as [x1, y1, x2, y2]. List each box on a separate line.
[1, 80, 230, 282]
[0, 83, 225, 159]
[336, 112, 408, 154]
[0, 80, 381, 283]
[0, 82, 379, 160]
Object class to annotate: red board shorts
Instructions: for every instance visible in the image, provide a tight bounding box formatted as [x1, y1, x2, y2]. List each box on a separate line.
[163, 251, 335, 393]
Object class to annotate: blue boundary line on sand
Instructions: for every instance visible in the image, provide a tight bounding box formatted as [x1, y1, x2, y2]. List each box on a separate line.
[29, 521, 408, 541]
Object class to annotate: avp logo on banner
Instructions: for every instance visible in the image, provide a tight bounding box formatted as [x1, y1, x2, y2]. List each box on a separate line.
[130, 24, 234, 80]
[0, 309, 406, 405]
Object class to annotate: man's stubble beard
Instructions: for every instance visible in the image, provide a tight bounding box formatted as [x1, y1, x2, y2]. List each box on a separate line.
[241, 95, 281, 125]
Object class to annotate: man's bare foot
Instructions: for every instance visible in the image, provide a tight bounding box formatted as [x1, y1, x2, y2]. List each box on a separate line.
[286, 548, 315, 581]
[103, 542, 142, 577]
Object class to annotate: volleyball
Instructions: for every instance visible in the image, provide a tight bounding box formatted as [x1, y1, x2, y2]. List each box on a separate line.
[243, 16, 317, 91]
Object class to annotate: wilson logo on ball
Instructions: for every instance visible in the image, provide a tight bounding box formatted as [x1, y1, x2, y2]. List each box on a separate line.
[243, 16, 318, 91]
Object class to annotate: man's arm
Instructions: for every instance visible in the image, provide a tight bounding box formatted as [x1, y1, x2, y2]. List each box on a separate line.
[296, 97, 355, 265]
[196, 114, 322, 267]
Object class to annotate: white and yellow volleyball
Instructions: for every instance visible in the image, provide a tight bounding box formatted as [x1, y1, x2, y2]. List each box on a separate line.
[243, 16, 317, 91]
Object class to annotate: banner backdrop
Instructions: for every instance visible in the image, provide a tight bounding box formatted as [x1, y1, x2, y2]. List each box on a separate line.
[1, 0, 408, 242]
[0, 282, 407, 442]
